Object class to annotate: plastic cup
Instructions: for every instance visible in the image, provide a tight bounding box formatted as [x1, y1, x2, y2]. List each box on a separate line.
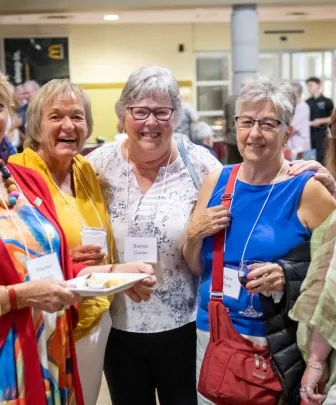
[80, 228, 107, 254]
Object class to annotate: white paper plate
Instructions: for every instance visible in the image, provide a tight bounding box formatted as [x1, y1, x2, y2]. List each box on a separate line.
[66, 272, 149, 297]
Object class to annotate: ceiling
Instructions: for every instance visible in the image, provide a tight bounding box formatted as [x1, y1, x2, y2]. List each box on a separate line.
[1, 0, 336, 14]
[1, 5, 336, 24]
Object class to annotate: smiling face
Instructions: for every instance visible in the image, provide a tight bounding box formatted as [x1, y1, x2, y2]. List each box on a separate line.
[38, 94, 88, 166]
[236, 100, 291, 165]
[123, 95, 175, 157]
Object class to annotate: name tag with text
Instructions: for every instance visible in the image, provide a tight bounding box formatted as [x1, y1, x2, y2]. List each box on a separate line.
[223, 266, 241, 300]
[124, 237, 158, 263]
[26, 252, 64, 281]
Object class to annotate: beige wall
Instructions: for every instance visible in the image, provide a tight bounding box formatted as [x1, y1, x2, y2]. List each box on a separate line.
[1, 21, 336, 139]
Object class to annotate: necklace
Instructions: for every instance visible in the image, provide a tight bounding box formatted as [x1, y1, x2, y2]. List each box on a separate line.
[239, 160, 286, 262]
[0, 159, 20, 208]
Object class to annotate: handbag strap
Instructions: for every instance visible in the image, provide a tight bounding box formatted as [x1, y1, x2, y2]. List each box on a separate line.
[176, 137, 201, 191]
[211, 164, 241, 301]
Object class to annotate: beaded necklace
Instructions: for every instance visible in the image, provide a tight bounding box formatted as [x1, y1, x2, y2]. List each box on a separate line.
[0, 159, 20, 208]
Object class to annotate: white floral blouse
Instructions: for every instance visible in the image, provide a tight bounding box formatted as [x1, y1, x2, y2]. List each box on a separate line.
[87, 140, 221, 333]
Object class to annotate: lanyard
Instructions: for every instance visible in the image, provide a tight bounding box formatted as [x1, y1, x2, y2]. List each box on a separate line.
[12, 178, 55, 255]
[51, 174, 104, 229]
[232, 160, 286, 263]
[126, 143, 174, 237]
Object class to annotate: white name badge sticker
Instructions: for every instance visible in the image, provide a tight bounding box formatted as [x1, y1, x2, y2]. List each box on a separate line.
[124, 237, 158, 263]
[26, 252, 64, 281]
[223, 267, 241, 300]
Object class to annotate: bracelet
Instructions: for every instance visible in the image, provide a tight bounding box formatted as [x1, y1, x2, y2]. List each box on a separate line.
[308, 360, 326, 371]
[5, 286, 18, 312]
[108, 264, 116, 273]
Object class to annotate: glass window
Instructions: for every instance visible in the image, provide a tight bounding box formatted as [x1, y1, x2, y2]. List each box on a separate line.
[197, 85, 229, 111]
[281, 53, 291, 80]
[323, 52, 333, 78]
[292, 52, 323, 80]
[258, 53, 280, 78]
[323, 80, 332, 98]
[196, 56, 229, 81]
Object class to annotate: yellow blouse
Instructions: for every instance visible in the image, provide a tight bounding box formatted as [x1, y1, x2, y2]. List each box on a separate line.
[10, 148, 116, 341]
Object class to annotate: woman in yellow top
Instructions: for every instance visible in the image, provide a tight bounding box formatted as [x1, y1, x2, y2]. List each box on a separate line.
[10, 79, 156, 405]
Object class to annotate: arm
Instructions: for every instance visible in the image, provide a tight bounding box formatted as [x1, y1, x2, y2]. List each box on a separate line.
[298, 177, 336, 231]
[308, 327, 332, 363]
[0, 280, 79, 315]
[311, 117, 331, 127]
[300, 327, 331, 404]
[288, 160, 336, 195]
[183, 168, 230, 275]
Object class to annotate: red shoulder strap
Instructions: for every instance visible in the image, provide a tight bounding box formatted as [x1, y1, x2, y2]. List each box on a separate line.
[211, 164, 241, 301]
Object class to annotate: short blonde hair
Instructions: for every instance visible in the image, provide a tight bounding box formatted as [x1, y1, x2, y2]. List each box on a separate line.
[25, 79, 93, 151]
[0, 72, 14, 120]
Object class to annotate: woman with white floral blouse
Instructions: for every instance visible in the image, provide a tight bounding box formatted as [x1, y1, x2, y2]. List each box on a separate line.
[88, 65, 221, 405]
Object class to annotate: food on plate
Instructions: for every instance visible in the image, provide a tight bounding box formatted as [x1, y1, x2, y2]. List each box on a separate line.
[85, 274, 123, 289]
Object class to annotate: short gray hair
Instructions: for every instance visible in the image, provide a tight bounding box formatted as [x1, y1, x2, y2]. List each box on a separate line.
[191, 121, 213, 142]
[236, 77, 296, 126]
[23, 80, 40, 92]
[291, 82, 303, 97]
[115, 65, 182, 126]
[25, 79, 93, 151]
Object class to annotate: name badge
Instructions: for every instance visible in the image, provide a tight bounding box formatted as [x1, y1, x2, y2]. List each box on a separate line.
[124, 237, 158, 264]
[223, 266, 241, 300]
[26, 252, 64, 281]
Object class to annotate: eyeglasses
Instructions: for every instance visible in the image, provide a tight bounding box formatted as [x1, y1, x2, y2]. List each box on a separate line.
[127, 107, 174, 121]
[235, 116, 283, 131]
[329, 123, 336, 138]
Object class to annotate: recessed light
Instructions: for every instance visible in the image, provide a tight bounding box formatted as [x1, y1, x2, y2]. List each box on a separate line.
[286, 12, 308, 17]
[104, 14, 119, 21]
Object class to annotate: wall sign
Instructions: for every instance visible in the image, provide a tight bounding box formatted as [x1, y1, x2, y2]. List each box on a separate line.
[4, 37, 70, 85]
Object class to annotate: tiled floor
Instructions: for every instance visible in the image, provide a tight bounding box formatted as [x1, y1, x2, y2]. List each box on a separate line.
[97, 376, 112, 405]
[97, 376, 159, 405]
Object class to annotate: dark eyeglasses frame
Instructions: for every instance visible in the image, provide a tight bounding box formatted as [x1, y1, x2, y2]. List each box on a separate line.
[127, 107, 174, 121]
[234, 116, 284, 130]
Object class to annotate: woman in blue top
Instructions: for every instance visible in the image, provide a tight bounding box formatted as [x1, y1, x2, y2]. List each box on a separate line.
[183, 78, 336, 405]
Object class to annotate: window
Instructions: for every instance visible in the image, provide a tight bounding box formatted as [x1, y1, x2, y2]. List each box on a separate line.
[195, 53, 230, 130]
[195, 49, 335, 132]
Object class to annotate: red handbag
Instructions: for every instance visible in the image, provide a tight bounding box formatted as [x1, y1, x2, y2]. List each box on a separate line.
[198, 164, 283, 405]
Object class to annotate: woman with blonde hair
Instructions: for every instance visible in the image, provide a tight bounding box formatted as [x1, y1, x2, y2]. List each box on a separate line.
[9, 79, 156, 405]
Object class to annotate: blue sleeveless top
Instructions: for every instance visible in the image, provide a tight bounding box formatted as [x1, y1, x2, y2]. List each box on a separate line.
[196, 166, 313, 336]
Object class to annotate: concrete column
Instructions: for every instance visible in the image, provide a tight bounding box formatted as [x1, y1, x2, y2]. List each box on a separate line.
[231, 4, 259, 94]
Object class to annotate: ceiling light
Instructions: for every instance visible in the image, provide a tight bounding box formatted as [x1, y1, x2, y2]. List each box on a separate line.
[286, 12, 308, 17]
[104, 14, 119, 21]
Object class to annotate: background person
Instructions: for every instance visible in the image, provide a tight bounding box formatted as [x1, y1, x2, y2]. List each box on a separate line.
[189, 120, 218, 158]
[306, 76, 334, 164]
[175, 87, 199, 140]
[287, 82, 311, 160]
[223, 93, 243, 164]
